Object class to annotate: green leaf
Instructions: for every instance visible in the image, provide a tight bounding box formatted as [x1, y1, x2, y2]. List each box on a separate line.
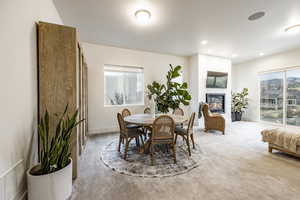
[146, 64, 191, 113]
[37, 105, 83, 175]
[181, 82, 188, 89]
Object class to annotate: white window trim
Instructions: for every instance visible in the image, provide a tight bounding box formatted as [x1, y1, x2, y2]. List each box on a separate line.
[104, 64, 145, 107]
[258, 65, 300, 127]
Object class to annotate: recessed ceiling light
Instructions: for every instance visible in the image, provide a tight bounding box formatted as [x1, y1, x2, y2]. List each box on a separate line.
[201, 40, 208, 45]
[135, 9, 151, 24]
[248, 11, 265, 21]
[285, 24, 300, 33]
[259, 53, 265, 56]
[232, 54, 238, 58]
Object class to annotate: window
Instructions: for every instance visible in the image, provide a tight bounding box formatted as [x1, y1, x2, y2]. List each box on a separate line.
[104, 65, 144, 106]
[260, 68, 300, 126]
[286, 69, 300, 126]
[260, 72, 284, 124]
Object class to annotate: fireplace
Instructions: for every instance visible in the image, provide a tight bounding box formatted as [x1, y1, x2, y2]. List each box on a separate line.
[206, 93, 225, 113]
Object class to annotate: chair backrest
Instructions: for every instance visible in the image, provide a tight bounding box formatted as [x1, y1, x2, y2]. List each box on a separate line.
[202, 104, 211, 119]
[117, 113, 127, 136]
[187, 112, 196, 134]
[152, 115, 175, 141]
[121, 108, 131, 117]
[144, 107, 151, 114]
[173, 107, 184, 116]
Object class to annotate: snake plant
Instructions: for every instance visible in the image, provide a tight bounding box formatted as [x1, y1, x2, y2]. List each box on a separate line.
[36, 105, 83, 175]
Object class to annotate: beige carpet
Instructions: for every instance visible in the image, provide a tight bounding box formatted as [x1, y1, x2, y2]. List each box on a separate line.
[71, 122, 300, 200]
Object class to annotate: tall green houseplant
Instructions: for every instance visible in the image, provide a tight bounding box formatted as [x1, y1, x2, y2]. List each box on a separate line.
[232, 88, 249, 121]
[34, 105, 83, 175]
[147, 64, 192, 113]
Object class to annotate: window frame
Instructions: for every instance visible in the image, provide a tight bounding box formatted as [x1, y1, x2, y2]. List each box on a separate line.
[103, 64, 145, 107]
[259, 66, 300, 128]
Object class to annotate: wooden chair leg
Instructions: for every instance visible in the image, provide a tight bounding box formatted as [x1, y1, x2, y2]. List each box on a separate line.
[118, 135, 122, 152]
[268, 145, 272, 153]
[186, 135, 191, 156]
[150, 143, 154, 165]
[172, 144, 177, 164]
[124, 138, 129, 160]
[166, 144, 169, 153]
[190, 133, 195, 149]
[175, 134, 178, 144]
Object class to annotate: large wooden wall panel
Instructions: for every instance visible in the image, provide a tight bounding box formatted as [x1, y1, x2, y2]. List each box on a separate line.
[38, 22, 78, 178]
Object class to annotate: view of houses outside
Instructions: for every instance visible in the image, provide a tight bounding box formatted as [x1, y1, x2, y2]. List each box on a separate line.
[260, 69, 300, 126]
[260, 72, 284, 124]
[286, 69, 300, 126]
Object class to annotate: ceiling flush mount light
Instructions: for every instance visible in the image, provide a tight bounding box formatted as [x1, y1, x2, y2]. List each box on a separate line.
[201, 40, 208, 45]
[135, 9, 151, 24]
[285, 24, 300, 33]
[248, 11, 265, 21]
[259, 52, 265, 56]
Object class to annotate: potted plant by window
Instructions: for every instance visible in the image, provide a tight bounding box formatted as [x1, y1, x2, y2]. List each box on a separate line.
[27, 105, 83, 200]
[231, 88, 249, 121]
[147, 64, 192, 113]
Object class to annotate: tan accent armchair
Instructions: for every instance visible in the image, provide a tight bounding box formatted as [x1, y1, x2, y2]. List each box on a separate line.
[202, 104, 225, 135]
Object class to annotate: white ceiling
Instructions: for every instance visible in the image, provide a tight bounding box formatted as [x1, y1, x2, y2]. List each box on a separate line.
[54, 0, 300, 64]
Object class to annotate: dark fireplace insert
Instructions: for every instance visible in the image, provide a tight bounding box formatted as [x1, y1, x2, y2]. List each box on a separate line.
[206, 93, 225, 113]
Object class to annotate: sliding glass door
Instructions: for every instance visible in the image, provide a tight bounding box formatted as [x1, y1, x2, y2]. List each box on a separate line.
[286, 69, 300, 126]
[260, 72, 284, 124]
[260, 68, 300, 127]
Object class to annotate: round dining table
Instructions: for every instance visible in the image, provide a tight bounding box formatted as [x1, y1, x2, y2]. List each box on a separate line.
[124, 114, 188, 153]
[124, 113, 188, 126]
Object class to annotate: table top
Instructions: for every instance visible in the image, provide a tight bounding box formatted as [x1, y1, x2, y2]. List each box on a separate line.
[124, 114, 188, 126]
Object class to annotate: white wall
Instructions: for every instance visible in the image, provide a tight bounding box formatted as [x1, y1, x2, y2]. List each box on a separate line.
[198, 55, 232, 122]
[82, 43, 189, 134]
[232, 48, 300, 121]
[189, 54, 232, 128]
[188, 55, 200, 125]
[0, 0, 63, 199]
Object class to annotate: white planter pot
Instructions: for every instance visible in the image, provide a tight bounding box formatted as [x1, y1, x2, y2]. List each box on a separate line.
[27, 159, 72, 200]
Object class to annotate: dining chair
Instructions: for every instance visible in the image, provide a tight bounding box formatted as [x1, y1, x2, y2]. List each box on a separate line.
[142, 107, 152, 137]
[175, 112, 196, 156]
[173, 107, 184, 128]
[144, 107, 151, 114]
[121, 108, 141, 129]
[121, 108, 131, 117]
[150, 115, 176, 165]
[117, 113, 144, 160]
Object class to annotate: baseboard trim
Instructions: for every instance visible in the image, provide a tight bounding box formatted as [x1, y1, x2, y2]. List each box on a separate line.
[0, 160, 25, 200]
[88, 127, 118, 135]
[0, 160, 23, 179]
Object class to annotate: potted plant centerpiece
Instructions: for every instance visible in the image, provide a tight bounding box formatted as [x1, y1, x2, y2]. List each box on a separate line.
[147, 64, 192, 113]
[27, 105, 83, 200]
[231, 88, 249, 121]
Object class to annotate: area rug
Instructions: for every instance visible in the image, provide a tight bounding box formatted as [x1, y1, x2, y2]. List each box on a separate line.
[100, 139, 204, 178]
